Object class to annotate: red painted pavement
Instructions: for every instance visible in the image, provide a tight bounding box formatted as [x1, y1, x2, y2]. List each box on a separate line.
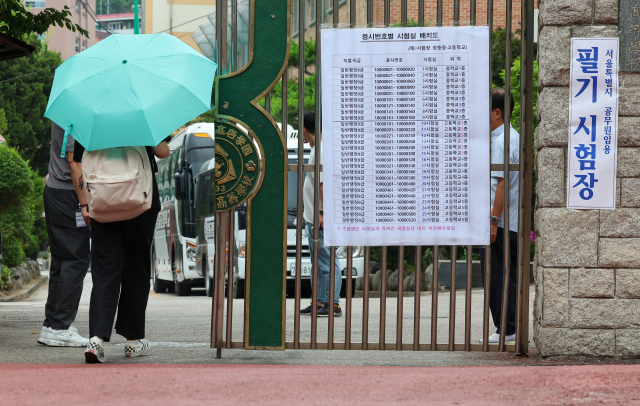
[3, 363, 640, 405]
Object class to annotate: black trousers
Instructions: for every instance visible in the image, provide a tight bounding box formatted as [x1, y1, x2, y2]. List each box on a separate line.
[89, 208, 158, 342]
[480, 227, 518, 336]
[43, 186, 91, 330]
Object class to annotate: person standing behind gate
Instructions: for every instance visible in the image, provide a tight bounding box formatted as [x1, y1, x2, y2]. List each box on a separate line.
[72, 137, 170, 363]
[39, 123, 91, 347]
[300, 111, 342, 317]
[480, 88, 520, 344]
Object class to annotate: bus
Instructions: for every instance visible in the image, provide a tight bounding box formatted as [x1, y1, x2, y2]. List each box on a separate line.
[150, 123, 216, 296]
[194, 123, 366, 299]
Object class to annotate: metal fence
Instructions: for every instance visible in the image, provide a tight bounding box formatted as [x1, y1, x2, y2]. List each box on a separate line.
[211, 0, 535, 355]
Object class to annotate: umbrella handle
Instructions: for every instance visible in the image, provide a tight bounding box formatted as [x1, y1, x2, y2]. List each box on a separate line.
[60, 124, 72, 159]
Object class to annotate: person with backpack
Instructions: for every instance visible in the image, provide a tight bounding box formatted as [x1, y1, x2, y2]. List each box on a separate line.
[71, 137, 171, 363]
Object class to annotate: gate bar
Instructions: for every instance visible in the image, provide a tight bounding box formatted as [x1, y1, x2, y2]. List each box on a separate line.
[470, 0, 476, 26]
[448, 246, 456, 351]
[346, 246, 353, 349]
[294, 0, 306, 350]
[380, 246, 387, 349]
[366, 0, 373, 27]
[436, 0, 442, 27]
[483, 0, 494, 353]
[453, 0, 459, 25]
[329, 247, 336, 349]
[430, 246, 438, 350]
[516, 0, 535, 356]
[397, 247, 404, 350]
[498, 0, 513, 353]
[413, 246, 421, 351]
[363, 247, 370, 350]
[226, 211, 235, 348]
[384, 0, 389, 27]
[231, 0, 237, 71]
[213, 212, 227, 356]
[464, 246, 472, 351]
[311, 0, 324, 350]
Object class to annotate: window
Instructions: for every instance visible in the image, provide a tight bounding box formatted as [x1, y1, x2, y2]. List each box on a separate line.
[82, 3, 85, 17]
[25, 0, 46, 7]
[108, 21, 124, 30]
[82, 39, 86, 50]
[75, 37, 78, 53]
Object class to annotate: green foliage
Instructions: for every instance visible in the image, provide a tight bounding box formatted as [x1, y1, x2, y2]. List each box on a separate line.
[0, 108, 7, 134]
[0, 34, 61, 175]
[390, 18, 431, 27]
[491, 28, 536, 88]
[369, 246, 433, 272]
[499, 56, 539, 133]
[0, 145, 45, 267]
[0, 265, 12, 290]
[0, 0, 88, 39]
[288, 39, 316, 69]
[96, 0, 135, 15]
[258, 72, 317, 130]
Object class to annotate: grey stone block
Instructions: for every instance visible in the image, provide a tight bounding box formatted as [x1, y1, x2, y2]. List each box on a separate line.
[621, 178, 640, 207]
[535, 327, 574, 356]
[537, 208, 599, 268]
[572, 329, 616, 356]
[620, 74, 640, 88]
[571, 25, 619, 38]
[600, 208, 640, 237]
[599, 238, 640, 268]
[542, 268, 569, 327]
[539, 0, 593, 27]
[615, 269, 640, 298]
[594, 0, 618, 23]
[617, 148, 640, 177]
[536, 148, 566, 207]
[536, 87, 570, 148]
[616, 329, 640, 358]
[538, 27, 571, 87]
[570, 268, 614, 298]
[618, 117, 640, 147]
[570, 298, 640, 328]
[535, 327, 615, 357]
[620, 88, 640, 117]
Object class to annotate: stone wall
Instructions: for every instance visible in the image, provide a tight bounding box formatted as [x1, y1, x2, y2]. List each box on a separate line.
[533, 0, 640, 357]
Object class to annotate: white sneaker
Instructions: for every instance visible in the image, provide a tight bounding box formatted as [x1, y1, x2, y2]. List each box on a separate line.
[479, 333, 516, 344]
[37, 326, 51, 345]
[124, 339, 151, 358]
[43, 326, 89, 347]
[85, 337, 106, 363]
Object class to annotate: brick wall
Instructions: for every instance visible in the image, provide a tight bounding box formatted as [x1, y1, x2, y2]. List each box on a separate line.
[298, 0, 534, 41]
[533, 0, 637, 357]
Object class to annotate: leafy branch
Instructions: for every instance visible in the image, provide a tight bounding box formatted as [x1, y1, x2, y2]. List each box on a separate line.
[0, 0, 89, 39]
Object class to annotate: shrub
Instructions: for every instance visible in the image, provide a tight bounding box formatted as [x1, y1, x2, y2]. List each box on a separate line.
[0, 145, 34, 267]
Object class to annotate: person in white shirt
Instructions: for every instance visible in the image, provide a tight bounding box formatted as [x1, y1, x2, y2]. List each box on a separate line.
[480, 88, 520, 344]
[301, 111, 342, 317]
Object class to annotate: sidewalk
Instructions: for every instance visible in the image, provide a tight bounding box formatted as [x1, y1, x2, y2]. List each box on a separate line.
[3, 363, 640, 405]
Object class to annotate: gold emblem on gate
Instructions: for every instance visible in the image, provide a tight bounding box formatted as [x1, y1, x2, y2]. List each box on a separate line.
[213, 120, 262, 212]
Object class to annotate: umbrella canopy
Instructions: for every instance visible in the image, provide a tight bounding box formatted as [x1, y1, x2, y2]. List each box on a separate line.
[45, 33, 217, 156]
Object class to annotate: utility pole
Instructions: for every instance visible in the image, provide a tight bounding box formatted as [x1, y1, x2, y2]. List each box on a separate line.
[134, 0, 139, 33]
[106, 0, 109, 14]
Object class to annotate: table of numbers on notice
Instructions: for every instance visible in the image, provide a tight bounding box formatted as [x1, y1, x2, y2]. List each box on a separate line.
[332, 53, 471, 225]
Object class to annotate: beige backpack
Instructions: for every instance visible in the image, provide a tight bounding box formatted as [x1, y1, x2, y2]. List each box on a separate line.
[81, 146, 153, 223]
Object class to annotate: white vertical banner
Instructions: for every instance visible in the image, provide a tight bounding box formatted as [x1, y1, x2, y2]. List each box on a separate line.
[320, 27, 490, 247]
[567, 38, 619, 209]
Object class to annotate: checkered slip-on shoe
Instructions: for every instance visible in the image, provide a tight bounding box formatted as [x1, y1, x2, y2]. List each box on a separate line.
[124, 339, 151, 358]
[84, 338, 106, 364]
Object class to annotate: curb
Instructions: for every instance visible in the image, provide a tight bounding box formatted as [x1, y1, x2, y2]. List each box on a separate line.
[0, 276, 49, 302]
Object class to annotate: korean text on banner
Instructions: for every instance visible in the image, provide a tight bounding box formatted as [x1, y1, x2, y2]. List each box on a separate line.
[321, 27, 490, 247]
[567, 38, 619, 209]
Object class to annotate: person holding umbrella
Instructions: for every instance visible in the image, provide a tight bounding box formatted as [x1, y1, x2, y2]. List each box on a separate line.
[45, 33, 217, 363]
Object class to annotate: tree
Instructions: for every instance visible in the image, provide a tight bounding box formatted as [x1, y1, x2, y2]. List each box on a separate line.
[0, 0, 88, 39]
[0, 34, 61, 175]
[0, 144, 34, 267]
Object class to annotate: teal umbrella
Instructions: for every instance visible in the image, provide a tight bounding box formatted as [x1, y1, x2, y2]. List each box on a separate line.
[44, 33, 217, 157]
